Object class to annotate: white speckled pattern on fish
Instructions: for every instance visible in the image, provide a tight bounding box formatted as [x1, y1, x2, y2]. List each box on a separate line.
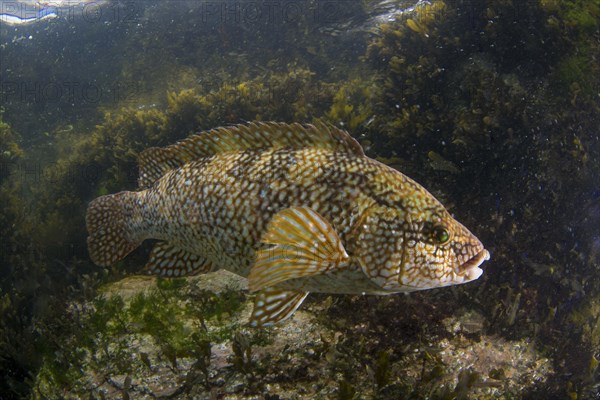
[86, 122, 489, 326]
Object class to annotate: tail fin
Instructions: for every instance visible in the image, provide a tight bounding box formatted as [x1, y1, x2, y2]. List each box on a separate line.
[86, 191, 141, 266]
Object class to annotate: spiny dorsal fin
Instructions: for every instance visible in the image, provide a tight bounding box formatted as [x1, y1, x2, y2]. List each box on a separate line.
[248, 207, 350, 292]
[249, 288, 309, 327]
[138, 121, 364, 188]
[142, 242, 214, 277]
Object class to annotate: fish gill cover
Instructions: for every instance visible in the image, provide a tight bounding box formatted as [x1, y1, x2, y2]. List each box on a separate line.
[0, 0, 598, 398]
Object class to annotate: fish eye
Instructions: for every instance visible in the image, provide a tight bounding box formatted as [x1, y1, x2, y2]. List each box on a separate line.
[433, 226, 450, 244]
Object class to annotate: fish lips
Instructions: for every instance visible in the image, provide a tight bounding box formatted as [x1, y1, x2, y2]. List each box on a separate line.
[458, 249, 490, 282]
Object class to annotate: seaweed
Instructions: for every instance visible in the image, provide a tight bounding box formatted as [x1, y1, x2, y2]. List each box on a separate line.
[32, 277, 246, 397]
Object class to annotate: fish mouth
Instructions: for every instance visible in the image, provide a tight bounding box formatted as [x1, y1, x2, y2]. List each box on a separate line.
[459, 249, 490, 282]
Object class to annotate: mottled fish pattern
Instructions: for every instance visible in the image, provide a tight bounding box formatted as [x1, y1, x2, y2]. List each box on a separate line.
[86, 122, 490, 326]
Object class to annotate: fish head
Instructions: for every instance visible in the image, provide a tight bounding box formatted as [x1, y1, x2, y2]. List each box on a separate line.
[354, 201, 489, 292]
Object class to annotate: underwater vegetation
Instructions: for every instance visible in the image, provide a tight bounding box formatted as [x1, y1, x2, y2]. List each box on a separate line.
[25, 267, 554, 399]
[0, 0, 598, 398]
[364, 0, 599, 396]
[325, 79, 376, 131]
[0, 117, 24, 164]
[32, 275, 247, 398]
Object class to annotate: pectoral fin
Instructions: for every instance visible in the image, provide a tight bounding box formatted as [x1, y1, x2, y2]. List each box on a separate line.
[249, 288, 309, 327]
[248, 207, 350, 292]
[143, 242, 214, 277]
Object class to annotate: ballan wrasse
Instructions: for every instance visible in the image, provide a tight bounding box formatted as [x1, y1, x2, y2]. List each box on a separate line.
[86, 122, 490, 326]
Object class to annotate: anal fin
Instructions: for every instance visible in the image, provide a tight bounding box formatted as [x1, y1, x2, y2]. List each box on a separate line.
[249, 288, 309, 327]
[142, 242, 213, 277]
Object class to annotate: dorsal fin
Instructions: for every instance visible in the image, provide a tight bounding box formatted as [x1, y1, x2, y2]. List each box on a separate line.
[138, 121, 364, 188]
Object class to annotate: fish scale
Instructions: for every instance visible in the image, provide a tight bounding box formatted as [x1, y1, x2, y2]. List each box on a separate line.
[86, 121, 489, 326]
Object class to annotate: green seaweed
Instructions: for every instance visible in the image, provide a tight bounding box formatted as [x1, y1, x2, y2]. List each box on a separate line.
[31, 277, 246, 397]
[0, 117, 23, 163]
[326, 79, 374, 130]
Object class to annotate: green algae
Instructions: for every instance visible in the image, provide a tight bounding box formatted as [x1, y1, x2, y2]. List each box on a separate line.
[33, 277, 245, 398]
[326, 79, 374, 130]
[0, 117, 23, 163]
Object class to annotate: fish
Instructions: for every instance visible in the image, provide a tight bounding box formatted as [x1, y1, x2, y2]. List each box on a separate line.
[86, 122, 490, 326]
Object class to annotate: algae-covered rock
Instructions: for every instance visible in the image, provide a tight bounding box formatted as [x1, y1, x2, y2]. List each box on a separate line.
[33, 276, 554, 400]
